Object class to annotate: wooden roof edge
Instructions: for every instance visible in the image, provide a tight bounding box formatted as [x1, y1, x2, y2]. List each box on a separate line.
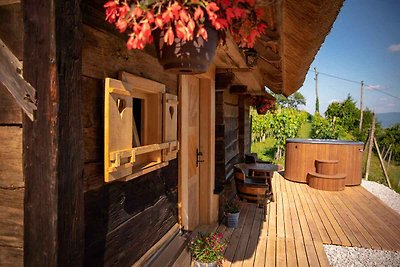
[281, 0, 345, 96]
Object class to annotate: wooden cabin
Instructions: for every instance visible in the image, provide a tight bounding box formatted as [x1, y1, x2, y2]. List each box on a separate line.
[0, 0, 343, 266]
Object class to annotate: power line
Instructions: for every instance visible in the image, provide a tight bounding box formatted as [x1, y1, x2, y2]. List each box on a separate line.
[307, 69, 400, 101]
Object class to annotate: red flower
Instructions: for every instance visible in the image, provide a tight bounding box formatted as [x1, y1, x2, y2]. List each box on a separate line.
[104, 1, 118, 23]
[164, 27, 175, 45]
[194, 7, 204, 20]
[115, 18, 127, 32]
[104, 0, 267, 50]
[197, 26, 208, 40]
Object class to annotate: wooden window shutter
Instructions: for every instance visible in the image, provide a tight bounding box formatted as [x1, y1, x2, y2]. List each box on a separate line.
[163, 93, 179, 161]
[104, 73, 179, 183]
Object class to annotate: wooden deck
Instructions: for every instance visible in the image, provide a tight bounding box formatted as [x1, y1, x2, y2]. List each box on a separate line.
[207, 172, 400, 267]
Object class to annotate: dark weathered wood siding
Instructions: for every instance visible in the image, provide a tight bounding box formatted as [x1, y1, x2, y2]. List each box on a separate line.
[0, 4, 24, 266]
[215, 82, 251, 184]
[81, 2, 179, 264]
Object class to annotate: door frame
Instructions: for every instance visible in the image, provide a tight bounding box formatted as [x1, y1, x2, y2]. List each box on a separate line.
[178, 65, 217, 230]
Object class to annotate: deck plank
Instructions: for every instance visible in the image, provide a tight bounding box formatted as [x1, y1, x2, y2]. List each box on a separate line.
[231, 204, 257, 266]
[284, 179, 308, 267]
[185, 173, 400, 267]
[242, 207, 263, 267]
[223, 202, 250, 267]
[303, 185, 342, 245]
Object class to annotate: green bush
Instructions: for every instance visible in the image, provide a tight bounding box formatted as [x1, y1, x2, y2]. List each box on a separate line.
[311, 115, 343, 139]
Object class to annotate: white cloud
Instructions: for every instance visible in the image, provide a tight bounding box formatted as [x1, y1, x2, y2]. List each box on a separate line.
[366, 84, 384, 90]
[379, 97, 388, 101]
[388, 44, 400, 52]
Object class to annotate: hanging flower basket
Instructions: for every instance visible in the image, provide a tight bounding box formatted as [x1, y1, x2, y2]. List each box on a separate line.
[250, 95, 276, 115]
[104, 0, 267, 74]
[153, 22, 218, 74]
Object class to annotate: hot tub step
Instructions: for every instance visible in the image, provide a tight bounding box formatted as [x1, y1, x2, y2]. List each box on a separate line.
[315, 159, 339, 175]
[308, 171, 346, 191]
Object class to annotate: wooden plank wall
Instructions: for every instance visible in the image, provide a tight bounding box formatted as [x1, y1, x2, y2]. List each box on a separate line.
[81, 1, 179, 264]
[0, 4, 24, 266]
[215, 88, 249, 184]
[238, 96, 251, 159]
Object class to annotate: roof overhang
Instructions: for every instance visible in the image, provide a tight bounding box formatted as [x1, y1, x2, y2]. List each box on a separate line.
[215, 0, 344, 97]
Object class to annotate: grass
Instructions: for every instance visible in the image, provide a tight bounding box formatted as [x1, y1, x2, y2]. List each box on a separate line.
[363, 152, 400, 193]
[251, 137, 276, 163]
[297, 122, 312, 139]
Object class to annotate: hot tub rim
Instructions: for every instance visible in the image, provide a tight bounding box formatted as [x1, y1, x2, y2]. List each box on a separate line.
[286, 138, 363, 146]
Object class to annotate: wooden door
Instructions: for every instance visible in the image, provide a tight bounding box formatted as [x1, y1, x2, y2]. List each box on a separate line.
[180, 70, 217, 231]
[187, 76, 200, 230]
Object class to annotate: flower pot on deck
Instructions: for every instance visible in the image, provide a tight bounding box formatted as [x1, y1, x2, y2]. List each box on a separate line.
[193, 260, 217, 267]
[226, 212, 240, 228]
[153, 24, 218, 74]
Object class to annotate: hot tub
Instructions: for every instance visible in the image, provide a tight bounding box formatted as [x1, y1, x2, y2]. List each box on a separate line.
[285, 138, 364, 186]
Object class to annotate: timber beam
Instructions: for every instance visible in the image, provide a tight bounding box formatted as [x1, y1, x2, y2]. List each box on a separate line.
[22, 0, 84, 266]
[215, 72, 235, 90]
[0, 38, 36, 120]
[229, 85, 248, 94]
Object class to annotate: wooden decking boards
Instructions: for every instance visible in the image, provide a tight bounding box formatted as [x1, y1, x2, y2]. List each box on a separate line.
[184, 172, 400, 267]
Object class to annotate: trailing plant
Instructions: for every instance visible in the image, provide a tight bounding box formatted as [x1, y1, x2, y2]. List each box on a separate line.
[250, 95, 276, 114]
[188, 231, 227, 265]
[104, 0, 267, 50]
[224, 198, 240, 213]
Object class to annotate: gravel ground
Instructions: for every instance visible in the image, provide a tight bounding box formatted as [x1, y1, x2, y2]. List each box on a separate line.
[361, 179, 400, 215]
[323, 180, 400, 266]
[324, 245, 400, 267]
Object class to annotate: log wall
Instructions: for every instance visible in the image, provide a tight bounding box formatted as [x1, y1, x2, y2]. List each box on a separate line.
[0, 4, 24, 266]
[81, 3, 179, 263]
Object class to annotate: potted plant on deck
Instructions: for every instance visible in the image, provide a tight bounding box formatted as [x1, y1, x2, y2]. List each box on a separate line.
[104, 0, 267, 74]
[188, 231, 227, 267]
[224, 197, 240, 228]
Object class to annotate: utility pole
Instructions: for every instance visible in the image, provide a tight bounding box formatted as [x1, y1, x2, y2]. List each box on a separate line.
[314, 67, 319, 114]
[359, 81, 364, 132]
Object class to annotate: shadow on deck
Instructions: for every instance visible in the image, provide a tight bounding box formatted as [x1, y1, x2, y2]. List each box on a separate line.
[174, 172, 400, 267]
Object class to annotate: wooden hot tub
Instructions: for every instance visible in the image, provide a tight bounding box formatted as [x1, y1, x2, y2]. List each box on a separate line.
[285, 138, 364, 186]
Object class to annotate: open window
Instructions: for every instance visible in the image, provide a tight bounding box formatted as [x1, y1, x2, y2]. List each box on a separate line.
[104, 72, 179, 182]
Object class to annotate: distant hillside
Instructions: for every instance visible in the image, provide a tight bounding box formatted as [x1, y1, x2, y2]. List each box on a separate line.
[376, 112, 400, 128]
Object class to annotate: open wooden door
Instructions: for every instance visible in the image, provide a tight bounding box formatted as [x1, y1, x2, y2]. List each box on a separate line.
[179, 68, 217, 231]
[180, 76, 200, 230]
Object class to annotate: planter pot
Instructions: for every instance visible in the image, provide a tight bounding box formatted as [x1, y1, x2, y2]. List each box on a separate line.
[193, 260, 217, 267]
[153, 24, 218, 74]
[226, 212, 240, 228]
[256, 108, 268, 115]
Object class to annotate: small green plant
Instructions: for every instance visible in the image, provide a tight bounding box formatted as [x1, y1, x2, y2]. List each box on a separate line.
[188, 231, 227, 265]
[224, 198, 240, 214]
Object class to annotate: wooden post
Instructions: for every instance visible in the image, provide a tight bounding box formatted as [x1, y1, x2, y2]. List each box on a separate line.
[359, 81, 364, 132]
[373, 137, 392, 189]
[387, 148, 393, 172]
[383, 144, 392, 161]
[22, 1, 84, 266]
[364, 114, 375, 181]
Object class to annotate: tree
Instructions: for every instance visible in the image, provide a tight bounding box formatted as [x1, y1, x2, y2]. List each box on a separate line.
[325, 94, 360, 132]
[275, 92, 306, 110]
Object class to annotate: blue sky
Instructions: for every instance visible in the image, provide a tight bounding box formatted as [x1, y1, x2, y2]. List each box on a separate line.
[298, 0, 400, 115]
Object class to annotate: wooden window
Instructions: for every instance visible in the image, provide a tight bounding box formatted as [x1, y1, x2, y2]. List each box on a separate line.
[104, 72, 179, 182]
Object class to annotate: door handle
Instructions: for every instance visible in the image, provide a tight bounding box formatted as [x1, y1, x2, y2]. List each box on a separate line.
[196, 148, 204, 167]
